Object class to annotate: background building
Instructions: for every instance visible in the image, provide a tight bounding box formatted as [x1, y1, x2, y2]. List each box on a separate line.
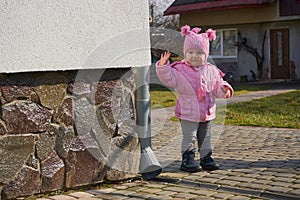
[164, 0, 300, 82]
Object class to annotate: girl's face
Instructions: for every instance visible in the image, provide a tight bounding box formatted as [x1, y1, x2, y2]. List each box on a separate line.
[185, 49, 206, 67]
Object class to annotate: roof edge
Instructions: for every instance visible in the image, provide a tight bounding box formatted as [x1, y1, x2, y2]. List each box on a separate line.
[164, 0, 275, 16]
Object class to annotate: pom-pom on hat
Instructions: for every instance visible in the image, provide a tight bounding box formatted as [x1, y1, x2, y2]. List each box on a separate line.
[181, 25, 216, 58]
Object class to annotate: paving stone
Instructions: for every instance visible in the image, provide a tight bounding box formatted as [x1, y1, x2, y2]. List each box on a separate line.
[274, 173, 296, 178]
[93, 193, 128, 200]
[249, 199, 265, 200]
[140, 188, 163, 194]
[126, 198, 147, 200]
[155, 190, 177, 196]
[68, 192, 95, 199]
[122, 182, 144, 187]
[159, 172, 188, 179]
[112, 185, 129, 190]
[294, 179, 300, 184]
[48, 195, 77, 200]
[229, 196, 251, 200]
[203, 173, 225, 179]
[267, 168, 293, 173]
[224, 176, 256, 183]
[36, 198, 52, 200]
[252, 179, 272, 185]
[144, 194, 162, 199]
[190, 197, 211, 200]
[240, 173, 260, 179]
[145, 183, 168, 189]
[289, 184, 300, 189]
[237, 182, 270, 190]
[164, 186, 195, 193]
[288, 189, 300, 196]
[198, 177, 219, 184]
[88, 188, 117, 195]
[114, 190, 137, 196]
[171, 192, 198, 199]
[272, 177, 296, 183]
[127, 186, 148, 192]
[211, 192, 235, 199]
[190, 189, 218, 196]
[216, 180, 240, 187]
[249, 168, 267, 172]
[211, 170, 233, 175]
[270, 181, 292, 187]
[256, 175, 275, 180]
[294, 175, 300, 179]
[266, 186, 292, 193]
[127, 192, 155, 199]
[184, 174, 207, 181]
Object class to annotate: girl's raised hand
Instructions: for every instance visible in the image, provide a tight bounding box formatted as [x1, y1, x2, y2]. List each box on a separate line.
[225, 88, 231, 99]
[158, 51, 171, 66]
[223, 85, 231, 99]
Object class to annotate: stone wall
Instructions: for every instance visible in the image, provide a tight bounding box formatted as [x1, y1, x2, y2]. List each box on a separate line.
[0, 68, 140, 199]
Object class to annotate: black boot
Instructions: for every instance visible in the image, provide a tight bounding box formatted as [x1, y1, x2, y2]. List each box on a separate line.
[200, 151, 220, 171]
[180, 149, 202, 172]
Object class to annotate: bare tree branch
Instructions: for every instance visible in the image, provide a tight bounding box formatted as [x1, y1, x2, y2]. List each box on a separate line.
[237, 31, 267, 79]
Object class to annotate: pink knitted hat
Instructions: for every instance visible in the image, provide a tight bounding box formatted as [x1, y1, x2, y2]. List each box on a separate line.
[181, 25, 216, 58]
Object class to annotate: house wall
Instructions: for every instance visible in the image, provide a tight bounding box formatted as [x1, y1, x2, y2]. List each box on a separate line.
[0, 0, 151, 73]
[236, 24, 269, 81]
[180, 3, 278, 27]
[288, 20, 300, 80]
[0, 1, 151, 199]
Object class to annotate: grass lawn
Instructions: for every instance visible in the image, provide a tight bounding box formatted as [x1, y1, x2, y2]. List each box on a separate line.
[150, 86, 177, 109]
[221, 90, 300, 129]
[150, 84, 300, 129]
[232, 84, 273, 95]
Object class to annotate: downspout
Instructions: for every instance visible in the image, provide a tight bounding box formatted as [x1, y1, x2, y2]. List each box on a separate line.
[134, 66, 162, 180]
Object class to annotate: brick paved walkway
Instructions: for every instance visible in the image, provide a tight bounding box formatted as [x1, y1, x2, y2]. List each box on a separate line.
[36, 82, 300, 200]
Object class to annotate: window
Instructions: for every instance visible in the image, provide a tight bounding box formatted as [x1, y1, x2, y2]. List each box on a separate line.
[210, 29, 237, 58]
[280, 0, 300, 16]
[277, 32, 283, 66]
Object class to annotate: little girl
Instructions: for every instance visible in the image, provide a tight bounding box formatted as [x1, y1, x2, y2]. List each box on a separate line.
[156, 25, 234, 172]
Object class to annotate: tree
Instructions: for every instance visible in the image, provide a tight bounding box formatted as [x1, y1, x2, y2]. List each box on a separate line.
[149, 0, 179, 30]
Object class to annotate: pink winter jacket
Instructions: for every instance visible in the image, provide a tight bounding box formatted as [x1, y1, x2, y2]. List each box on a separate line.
[156, 60, 234, 122]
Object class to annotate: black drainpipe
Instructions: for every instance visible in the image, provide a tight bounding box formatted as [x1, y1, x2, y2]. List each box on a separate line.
[134, 66, 162, 180]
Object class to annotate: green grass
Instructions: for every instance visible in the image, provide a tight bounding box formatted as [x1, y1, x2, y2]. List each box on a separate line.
[232, 85, 273, 95]
[222, 90, 300, 129]
[150, 84, 300, 129]
[150, 86, 177, 109]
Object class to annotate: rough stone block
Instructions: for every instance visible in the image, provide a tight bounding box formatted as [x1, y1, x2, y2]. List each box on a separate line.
[2, 101, 52, 134]
[53, 97, 74, 126]
[0, 85, 35, 104]
[41, 152, 65, 193]
[65, 135, 107, 188]
[2, 166, 40, 199]
[0, 135, 35, 184]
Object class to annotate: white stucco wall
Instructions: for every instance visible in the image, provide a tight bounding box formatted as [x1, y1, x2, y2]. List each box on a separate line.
[237, 24, 266, 81]
[0, 0, 151, 73]
[289, 20, 300, 80]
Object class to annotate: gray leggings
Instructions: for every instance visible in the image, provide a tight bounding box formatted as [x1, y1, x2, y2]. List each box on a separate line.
[180, 120, 212, 158]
